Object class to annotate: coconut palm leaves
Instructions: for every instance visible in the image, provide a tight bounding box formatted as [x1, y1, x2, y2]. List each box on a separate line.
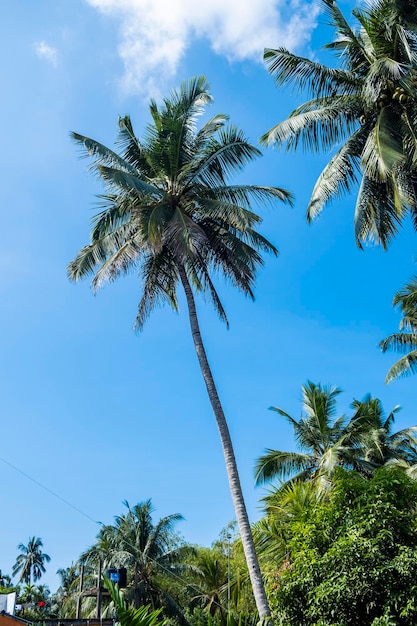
[81, 500, 189, 619]
[69, 76, 291, 619]
[262, 0, 417, 248]
[103, 577, 167, 626]
[380, 277, 417, 381]
[12, 537, 50, 584]
[254, 381, 417, 490]
[188, 550, 228, 621]
[69, 76, 291, 327]
[0, 571, 12, 588]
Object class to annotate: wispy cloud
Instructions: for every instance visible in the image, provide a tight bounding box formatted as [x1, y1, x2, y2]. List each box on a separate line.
[34, 41, 59, 67]
[85, 0, 320, 96]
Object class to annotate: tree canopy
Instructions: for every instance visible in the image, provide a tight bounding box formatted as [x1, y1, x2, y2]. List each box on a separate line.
[269, 468, 417, 625]
[262, 0, 417, 248]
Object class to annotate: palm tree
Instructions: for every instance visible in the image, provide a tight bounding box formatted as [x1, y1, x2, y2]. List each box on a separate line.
[81, 499, 190, 619]
[52, 564, 83, 617]
[261, 0, 417, 248]
[68, 76, 292, 619]
[0, 570, 12, 587]
[188, 549, 228, 622]
[12, 537, 50, 584]
[380, 277, 417, 381]
[254, 381, 416, 490]
[253, 481, 322, 571]
[350, 394, 417, 467]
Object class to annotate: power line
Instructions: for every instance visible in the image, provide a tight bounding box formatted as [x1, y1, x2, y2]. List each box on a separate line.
[0, 455, 102, 526]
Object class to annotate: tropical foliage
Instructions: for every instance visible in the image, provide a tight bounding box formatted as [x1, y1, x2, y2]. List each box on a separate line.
[254, 381, 417, 490]
[68, 75, 292, 619]
[269, 468, 417, 625]
[262, 0, 417, 248]
[6, 4, 417, 626]
[380, 276, 417, 382]
[187, 549, 228, 621]
[0, 570, 12, 588]
[103, 577, 167, 626]
[12, 537, 50, 584]
[80, 499, 190, 620]
[51, 564, 86, 618]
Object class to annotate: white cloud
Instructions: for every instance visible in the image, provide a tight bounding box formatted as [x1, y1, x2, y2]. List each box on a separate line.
[85, 0, 320, 96]
[35, 41, 59, 67]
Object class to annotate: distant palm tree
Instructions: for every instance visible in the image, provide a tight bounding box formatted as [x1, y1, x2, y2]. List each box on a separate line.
[254, 381, 416, 490]
[69, 76, 292, 619]
[262, 0, 417, 248]
[380, 277, 417, 382]
[12, 537, 50, 584]
[53, 564, 82, 617]
[189, 549, 228, 622]
[81, 500, 189, 619]
[0, 570, 12, 587]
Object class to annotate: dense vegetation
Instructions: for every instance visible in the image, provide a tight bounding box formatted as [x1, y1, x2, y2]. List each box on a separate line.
[4, 385, 417, 625]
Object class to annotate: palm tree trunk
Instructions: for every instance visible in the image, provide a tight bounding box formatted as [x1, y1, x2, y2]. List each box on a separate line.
[178, 266, 271, 619]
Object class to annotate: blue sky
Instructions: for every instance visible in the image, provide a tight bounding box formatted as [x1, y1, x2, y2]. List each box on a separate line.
[2, 0, 417, 592]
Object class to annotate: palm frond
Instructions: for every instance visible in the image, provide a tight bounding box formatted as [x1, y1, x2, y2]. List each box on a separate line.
[261, 97, 360, 152]
[254, 450, 312, 485]
[384, 350, 417, 382]
[264, 47, 358, 97]
[307, 129, 363, 220]
[188, 126, 261, 188]
[362, 108, 405, 182]
[354, 175, 403, 247]
[134, 251, 179, 331]
[71, 132, 139, 176]
[97, 165, 163, 198]
[321, 0, 368, 68]
[104, 578, 166, 626]
[380, 332, 417, 353]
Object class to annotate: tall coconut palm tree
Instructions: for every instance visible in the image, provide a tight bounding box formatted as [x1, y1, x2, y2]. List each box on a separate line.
[254, 381, 416, 490]
[68, 76, 292, 619]
[12, 537, 50, 584]
[380, 276, 417, 381]
[81, 500, 190, 619]
[262, 0, 417, 248]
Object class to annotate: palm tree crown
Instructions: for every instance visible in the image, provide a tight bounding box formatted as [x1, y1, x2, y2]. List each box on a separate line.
[81, 500, 188, 616]
[12, 537, 50, 584]
[69, 76, 292, 619]
[380, 276, 417, 381]
[255, 381, 417, 490]
[69, 75, 291, 325]
[262, 0, 417, 248]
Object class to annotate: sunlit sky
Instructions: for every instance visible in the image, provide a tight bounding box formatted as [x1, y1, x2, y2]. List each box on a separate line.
[2, 0, 417, 592]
